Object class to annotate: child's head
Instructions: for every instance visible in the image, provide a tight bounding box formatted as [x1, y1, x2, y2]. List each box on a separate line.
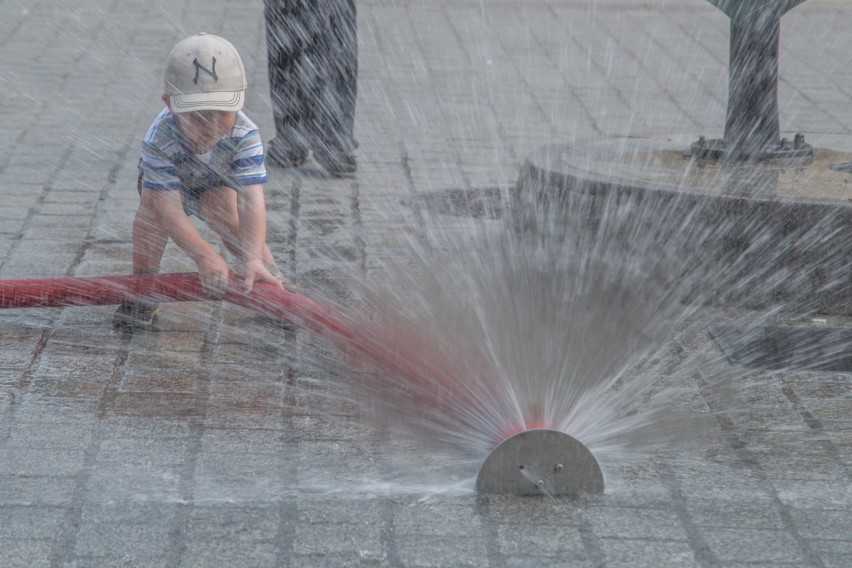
[164, 33, 246, 114]
[164, 33, 246, 149]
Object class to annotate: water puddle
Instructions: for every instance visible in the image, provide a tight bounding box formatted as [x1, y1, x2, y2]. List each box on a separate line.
[710, 323, 852, 372]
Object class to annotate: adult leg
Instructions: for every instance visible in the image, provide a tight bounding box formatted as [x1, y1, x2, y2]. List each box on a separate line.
[313, 0, 358, 175]
[264, 0, 318, 167]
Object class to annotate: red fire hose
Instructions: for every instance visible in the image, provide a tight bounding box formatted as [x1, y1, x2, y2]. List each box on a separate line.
[0, 272, 354, 338]
[0, 272, 471, 408]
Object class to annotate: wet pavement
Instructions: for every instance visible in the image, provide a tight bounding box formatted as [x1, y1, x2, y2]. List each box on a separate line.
[1, 0, 851, 566]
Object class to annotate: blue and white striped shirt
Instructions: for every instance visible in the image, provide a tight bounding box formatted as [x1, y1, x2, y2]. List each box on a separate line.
[139, 108, 268, 191]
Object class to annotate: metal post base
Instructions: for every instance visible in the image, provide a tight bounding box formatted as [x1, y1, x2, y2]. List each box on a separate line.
[475, 429, 604, 496]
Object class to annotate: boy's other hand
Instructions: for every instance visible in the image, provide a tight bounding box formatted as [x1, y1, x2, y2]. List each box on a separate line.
[243, 259, 286, 294]
[197, 255, 230, 299]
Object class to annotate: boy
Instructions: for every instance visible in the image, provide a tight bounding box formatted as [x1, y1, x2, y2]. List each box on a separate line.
[114, 33, 285, 329]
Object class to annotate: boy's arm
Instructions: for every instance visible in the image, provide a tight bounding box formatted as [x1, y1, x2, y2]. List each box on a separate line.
[146, 189, 230, 296]
[237, 183, 281, 293]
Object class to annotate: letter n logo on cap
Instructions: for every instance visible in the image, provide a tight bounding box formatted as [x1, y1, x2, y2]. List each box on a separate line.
[192, 57, 218, 84]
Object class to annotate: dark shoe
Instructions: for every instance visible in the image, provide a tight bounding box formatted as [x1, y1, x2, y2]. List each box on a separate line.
[315, 151, 357, 177]
[113, 302, 160, 330]
[266, 143, 308, 168]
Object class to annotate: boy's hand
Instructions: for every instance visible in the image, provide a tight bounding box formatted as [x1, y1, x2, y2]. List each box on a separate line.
[197, 255, 230, 298]
[243, 259, 285, 294]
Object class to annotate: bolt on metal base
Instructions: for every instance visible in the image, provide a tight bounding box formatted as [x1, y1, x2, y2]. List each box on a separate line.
[688, 134, 814, 162]
[475, 429, 604, 496]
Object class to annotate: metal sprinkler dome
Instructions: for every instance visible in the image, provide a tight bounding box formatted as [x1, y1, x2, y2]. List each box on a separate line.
[476, 429, 604, 496]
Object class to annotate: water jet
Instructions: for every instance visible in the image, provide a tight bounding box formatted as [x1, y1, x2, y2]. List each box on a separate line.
[0, 272, 609, 496]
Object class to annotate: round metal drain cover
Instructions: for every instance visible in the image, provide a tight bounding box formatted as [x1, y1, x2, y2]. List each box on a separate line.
[476, 429, 604, 496]
[413, 187, 504, 219]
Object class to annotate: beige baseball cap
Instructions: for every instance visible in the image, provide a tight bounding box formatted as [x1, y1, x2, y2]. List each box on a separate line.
[164, 33, 246, 114]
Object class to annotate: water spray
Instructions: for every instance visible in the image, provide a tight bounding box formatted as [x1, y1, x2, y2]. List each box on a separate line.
[0, 272, 605, 496]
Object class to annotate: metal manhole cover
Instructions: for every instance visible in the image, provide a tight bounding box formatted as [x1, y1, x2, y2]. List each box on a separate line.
[413, 187, 504, 219]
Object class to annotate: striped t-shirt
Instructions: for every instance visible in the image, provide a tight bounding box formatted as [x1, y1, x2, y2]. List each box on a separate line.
[139, 108, 268, 191]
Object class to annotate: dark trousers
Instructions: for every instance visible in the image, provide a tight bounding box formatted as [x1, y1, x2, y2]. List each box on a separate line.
[264, 0, 358, 156]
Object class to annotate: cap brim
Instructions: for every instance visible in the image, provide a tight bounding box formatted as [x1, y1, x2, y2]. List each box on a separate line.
[170, 90, 244, 113]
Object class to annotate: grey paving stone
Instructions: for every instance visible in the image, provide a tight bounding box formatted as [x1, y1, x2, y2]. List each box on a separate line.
[6, 417, 97, 451]
[0, 539, 53, 568]
[0, 475, 77, 507]
[395, 535, 491, 567]
[0, 447, 87, 476]
[496, 523, 586, 556]
[688, 502, 787, 530]
[73, 503, 175, 561]
[84, 464, 183, 504]
[598, 538, 698, 568]
[96, 436, 190, 467]
[293, 521, 384, 555]
[589, 506, 688, 540]
[178, 541, 280, 568]
[0, 505, 68, 540]
[703, 527, 807, 564]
